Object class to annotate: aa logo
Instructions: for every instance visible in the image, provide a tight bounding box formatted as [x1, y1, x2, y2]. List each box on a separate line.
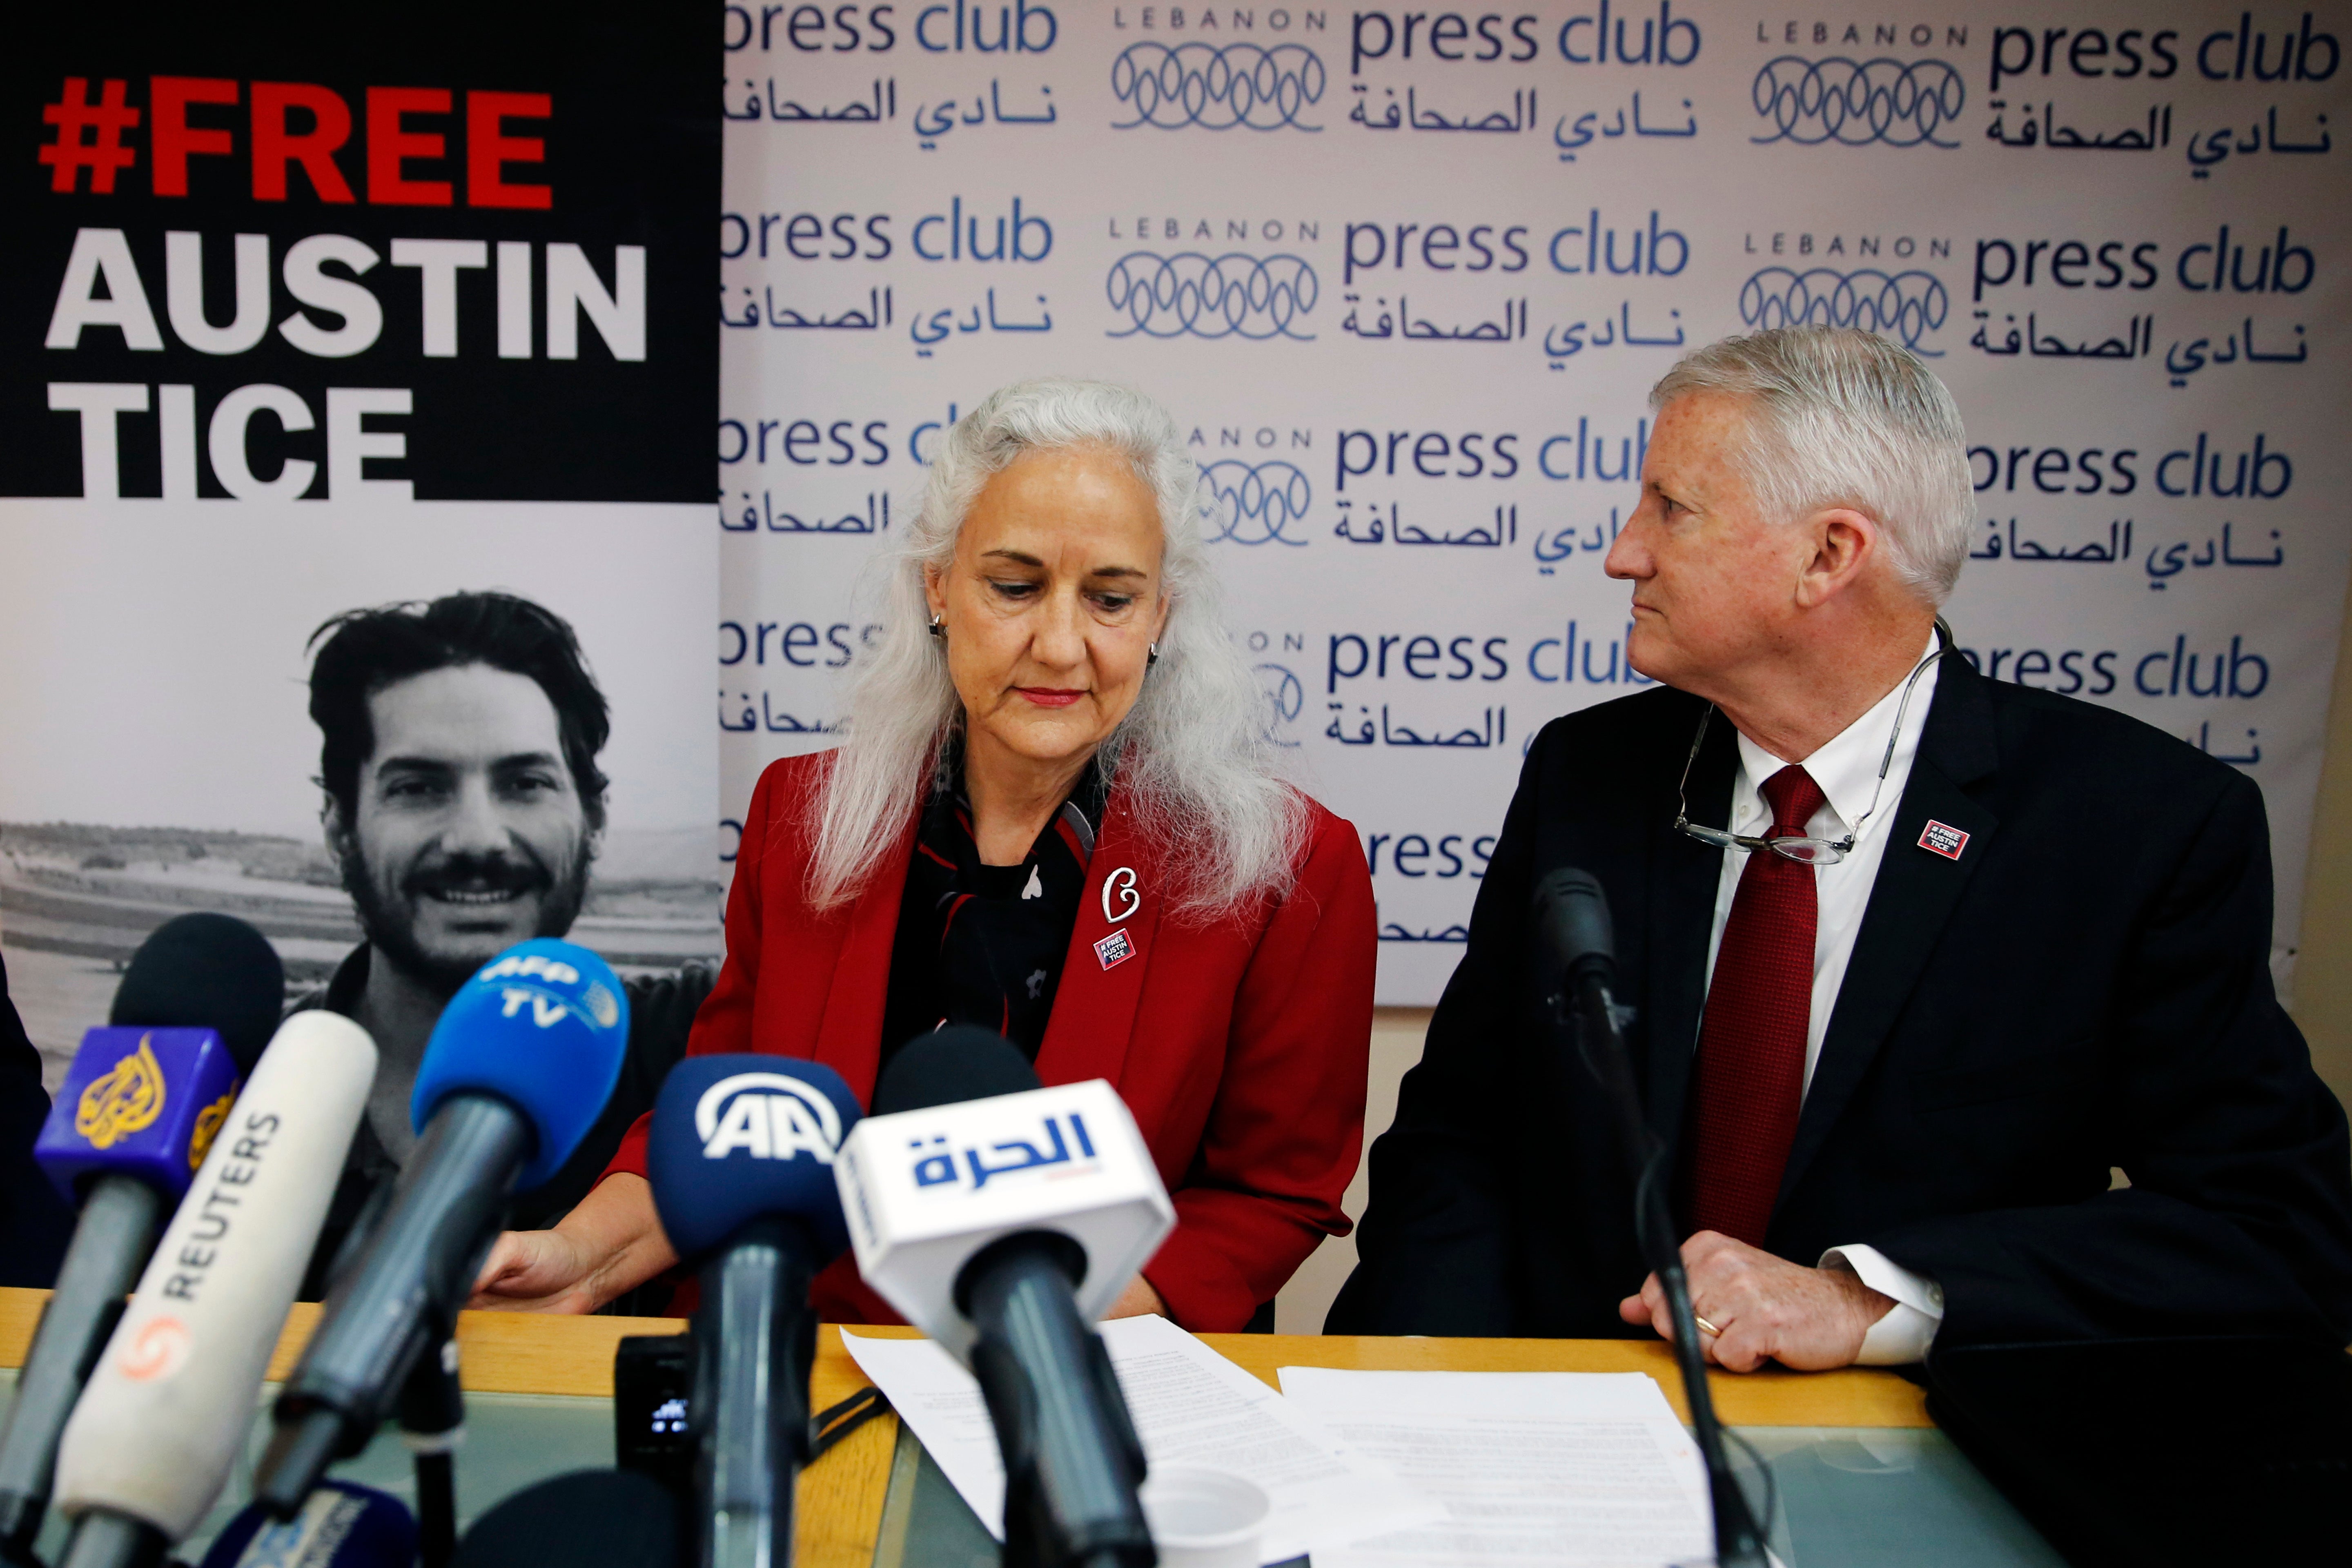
[77, 1036, 165, 1150]
[695, 1073, 844, 1162]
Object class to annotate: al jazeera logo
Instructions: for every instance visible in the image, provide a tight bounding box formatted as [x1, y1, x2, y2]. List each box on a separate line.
[189, 1087, 235, 1169]
[74, 1035, 166, 1149]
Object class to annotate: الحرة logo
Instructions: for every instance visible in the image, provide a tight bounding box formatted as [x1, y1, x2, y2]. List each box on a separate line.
[118, 1315, 191, 1382]
[187, 1086, 236, 1170]
[696, 1073, 844, 1162]
[76, 1035, 165, 1150]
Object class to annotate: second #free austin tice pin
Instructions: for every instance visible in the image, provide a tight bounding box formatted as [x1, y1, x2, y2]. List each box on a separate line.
[1918, 820, 1970, 860]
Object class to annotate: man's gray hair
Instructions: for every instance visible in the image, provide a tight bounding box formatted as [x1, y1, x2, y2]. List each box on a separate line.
[1650, 326, 1975, 603]
[805, 378, 1307, 918]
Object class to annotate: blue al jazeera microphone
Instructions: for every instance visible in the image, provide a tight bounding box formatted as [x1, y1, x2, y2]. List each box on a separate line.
[648, 1056, 862, 1568]
[0, 914, 282, 1559]
[254, 940, 631, 1516]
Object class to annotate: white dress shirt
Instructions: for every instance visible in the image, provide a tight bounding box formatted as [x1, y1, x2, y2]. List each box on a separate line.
[1701, 639, 1946, 1363]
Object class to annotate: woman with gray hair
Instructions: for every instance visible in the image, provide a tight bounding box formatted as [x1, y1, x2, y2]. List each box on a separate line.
[472, 379, 1378, 1330]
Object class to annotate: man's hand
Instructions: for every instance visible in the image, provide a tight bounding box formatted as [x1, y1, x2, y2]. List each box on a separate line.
[1617, 1231, 1892, 1372]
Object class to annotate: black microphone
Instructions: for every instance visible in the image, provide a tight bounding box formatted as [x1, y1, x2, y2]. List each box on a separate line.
[862, 1029, 1156, 1568]
[1533, 868, 1768, 1568]
[449, 1471, 683, 1568]
[196, 1483, 418, 1568]
[644, 1056, 864, 1568]
[0, 914, 283, 1561]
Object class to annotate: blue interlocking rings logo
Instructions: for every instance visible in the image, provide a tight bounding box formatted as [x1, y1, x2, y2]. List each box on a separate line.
[1740, 268, 1949, 354]
[1111, 42, 1326, 131]
[1751, 58, 1964, 147]
[1254, 663, 1305, 746]
[1106, 253, 1319, 340]
[1202, 460, 1312, 546]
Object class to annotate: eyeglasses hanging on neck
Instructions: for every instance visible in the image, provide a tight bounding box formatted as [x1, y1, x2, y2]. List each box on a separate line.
[1672, 619, 1954, 867]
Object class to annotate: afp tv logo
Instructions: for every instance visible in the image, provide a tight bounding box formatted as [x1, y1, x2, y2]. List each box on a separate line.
[697, 1071, 845, 1163]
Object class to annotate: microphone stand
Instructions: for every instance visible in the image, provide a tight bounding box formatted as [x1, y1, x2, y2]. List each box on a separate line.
[1550, 937, 1769, 1568]
[397, 1339, 464, 1568]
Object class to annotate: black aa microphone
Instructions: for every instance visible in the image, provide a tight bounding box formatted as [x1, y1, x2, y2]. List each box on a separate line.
[1532, 868, 1768, 1568]
[0, 914, 283, 1560]
[645, 1056, 863, 1568]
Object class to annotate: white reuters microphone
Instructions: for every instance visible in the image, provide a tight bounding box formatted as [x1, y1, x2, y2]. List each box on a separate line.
[53, 1013, 377, 1566]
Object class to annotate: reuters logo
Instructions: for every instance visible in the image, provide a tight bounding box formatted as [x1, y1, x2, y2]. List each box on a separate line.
[118, 1316, 191, 1383]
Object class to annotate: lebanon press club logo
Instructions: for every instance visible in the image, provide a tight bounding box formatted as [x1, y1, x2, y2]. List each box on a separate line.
[1751, 56, 1965, 147]
[1202, 459, 1312, 545]
[1105, 253, 1319, 339]
[1740, 267, 1949, 353]
[1111, 41, 1327, 130]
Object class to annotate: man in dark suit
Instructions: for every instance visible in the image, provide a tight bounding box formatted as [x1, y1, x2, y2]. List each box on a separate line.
[0, 949, 74, 1287]
[1330, 326, 2352, 1368]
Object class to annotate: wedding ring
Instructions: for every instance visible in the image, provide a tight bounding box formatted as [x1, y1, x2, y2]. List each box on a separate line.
[1693, 1314, 1722, 1337]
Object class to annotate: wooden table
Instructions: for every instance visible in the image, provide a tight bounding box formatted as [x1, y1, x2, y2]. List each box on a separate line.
[0, 1289, 1932, 1568]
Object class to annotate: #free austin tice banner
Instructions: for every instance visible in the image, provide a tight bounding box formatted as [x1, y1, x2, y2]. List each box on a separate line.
[0, 2, 720, 1082]
[713, 0, 2350, 1004]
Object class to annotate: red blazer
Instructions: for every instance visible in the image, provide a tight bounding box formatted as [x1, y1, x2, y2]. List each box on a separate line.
[607, 751, 1376, 1331]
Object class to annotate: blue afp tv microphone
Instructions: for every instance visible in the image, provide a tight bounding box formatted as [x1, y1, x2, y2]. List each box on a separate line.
[254, 939, 631, 1517]
[647, 1056, 862, 1568]
[197, 1483, 417, 1568]
[0, 914, 282, 1560]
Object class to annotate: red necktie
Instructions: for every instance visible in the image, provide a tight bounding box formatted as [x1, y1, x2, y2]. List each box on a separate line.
[1687, 764, 1826, 1247]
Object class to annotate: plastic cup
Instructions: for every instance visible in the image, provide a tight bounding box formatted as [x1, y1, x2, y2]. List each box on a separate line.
[1138, 1465, 1272, 1568]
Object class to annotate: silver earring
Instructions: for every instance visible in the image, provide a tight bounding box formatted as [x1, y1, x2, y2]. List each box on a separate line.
[928, 615, 946, 640]
[1147, 643, 1160, 666]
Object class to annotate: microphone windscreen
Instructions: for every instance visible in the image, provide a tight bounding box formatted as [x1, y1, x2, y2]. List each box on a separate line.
[35, 1025, 241, 1203]
[409, 939, 631, 1189]
[648, 1055, 861, 1263]
[872, 1026, 1041, 1116]
[450, 1470, 679, 1568]
[196, 1482, 416, 1568]
[1533, 866, 1615, 980]
[111, 913, 286, 1076]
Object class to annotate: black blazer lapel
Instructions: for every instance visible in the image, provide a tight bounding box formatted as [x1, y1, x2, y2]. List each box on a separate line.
[1644, 710, 1737, 1145]
[1776, 659, 2002, 1208]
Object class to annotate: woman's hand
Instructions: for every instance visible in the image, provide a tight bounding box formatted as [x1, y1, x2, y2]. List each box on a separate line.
[1105, 1274, 1167, 1319]
[470, 1229, 603, 1314]
[466, 1174, 678, 1314]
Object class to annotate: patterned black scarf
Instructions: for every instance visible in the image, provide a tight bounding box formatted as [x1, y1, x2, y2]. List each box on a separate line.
[878, 748, 1110, 1067]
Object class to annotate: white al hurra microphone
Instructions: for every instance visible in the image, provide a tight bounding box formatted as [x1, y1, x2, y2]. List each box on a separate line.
[833, 1078, 1174, 1360]
[54, 1012, 377, 1546]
